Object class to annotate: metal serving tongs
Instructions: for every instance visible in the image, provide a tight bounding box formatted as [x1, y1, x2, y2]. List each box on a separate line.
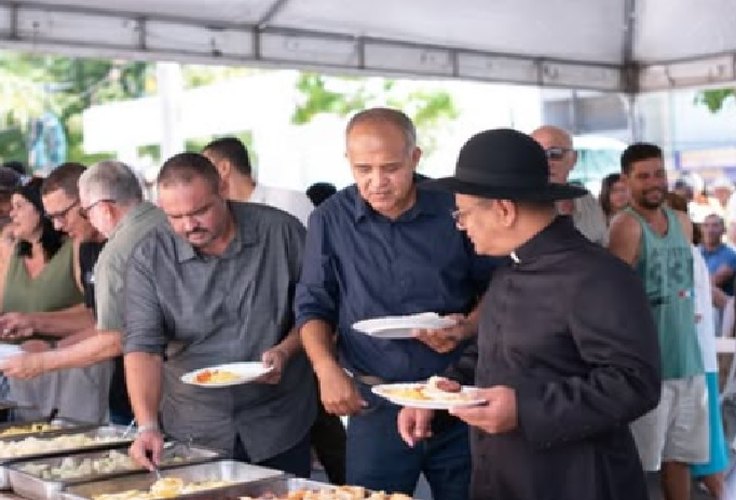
[122, 418, 136, 439]
[146, 449, 162, 480]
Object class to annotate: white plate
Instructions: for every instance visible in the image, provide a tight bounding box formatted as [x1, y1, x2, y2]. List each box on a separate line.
[0, 343, 21, 361]
[372, 383, 486, 410]
[181, 362, 274, 388]
[352, 313, 456, 339]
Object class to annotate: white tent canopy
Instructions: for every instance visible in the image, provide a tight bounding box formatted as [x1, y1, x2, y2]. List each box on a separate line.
[2, 0, 736, 92]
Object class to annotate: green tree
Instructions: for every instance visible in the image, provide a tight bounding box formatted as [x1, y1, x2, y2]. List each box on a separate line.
[0, 53, 153, 167]
[694, 88, 735, 113]
[181, 65, 261, 89]
[291, 73, 457, 158]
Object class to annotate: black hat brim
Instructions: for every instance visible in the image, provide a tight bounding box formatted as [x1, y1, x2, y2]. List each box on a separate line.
[425, 176, 588, 202]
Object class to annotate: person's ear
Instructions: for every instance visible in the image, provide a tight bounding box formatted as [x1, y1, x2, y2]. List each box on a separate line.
[215, 159, 231, 179]
[218, 177, 229, 199]
[495, 199, 518, 227]
[410, 147, 422, 170]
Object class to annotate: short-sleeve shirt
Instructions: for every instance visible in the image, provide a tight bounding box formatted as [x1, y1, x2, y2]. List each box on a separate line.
[294, 184, 494, 383]
[250, 184, 314, 227]
[572, 192, 608, 246]
[95, 201, 167, 331]
[700, 243, 736, 295]
[123, 202, 316, 462]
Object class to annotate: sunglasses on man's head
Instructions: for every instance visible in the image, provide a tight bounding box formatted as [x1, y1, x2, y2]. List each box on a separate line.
[544, 147, 573, 161]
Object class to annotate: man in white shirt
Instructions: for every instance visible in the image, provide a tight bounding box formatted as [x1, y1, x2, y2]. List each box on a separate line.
[202, 137, 313, 226]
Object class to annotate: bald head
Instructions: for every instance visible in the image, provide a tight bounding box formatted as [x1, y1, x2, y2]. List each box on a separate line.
[531, 125, 577, 184]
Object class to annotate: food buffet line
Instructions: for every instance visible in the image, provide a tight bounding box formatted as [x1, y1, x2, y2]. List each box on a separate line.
[0, 412, 410, 500]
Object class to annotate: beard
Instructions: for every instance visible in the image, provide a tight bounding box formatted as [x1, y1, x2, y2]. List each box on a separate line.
[639, 198, 663, 210]
[638, 188, 665, 210]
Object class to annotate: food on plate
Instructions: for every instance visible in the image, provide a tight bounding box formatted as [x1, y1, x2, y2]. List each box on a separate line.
[19, 449, 186, 480]
[91, 477, 233, 499]
[194, 368, 241, 384]
[0, 422, 60, 437]
[381, 376, 470, 402]
[423, 375, 462, 396]
[240, 485, 413, 499]
[0, 433, 126, 459]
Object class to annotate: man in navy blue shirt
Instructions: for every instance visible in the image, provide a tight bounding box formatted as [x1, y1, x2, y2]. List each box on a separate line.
[295, 108, 492, 498]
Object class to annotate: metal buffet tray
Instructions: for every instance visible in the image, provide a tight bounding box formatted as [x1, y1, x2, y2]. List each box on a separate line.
[223, 477, 416, 499]
[0, 418, 96, 442]
[0, 424, 132, 490]
[8, 443, 225, 500]
[227, 477, 338, 498]
[0, 400, 19, 411]
[59, 460, 286, 500]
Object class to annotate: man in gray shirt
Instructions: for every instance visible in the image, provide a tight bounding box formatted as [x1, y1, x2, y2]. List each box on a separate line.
[125, 153, 316, 477]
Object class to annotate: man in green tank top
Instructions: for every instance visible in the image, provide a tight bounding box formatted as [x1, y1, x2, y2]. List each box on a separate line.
[609, 143, 707, 500]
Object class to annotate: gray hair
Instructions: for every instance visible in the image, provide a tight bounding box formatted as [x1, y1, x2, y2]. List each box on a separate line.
[346, 108, 417, 152]
[79, 160, 143, 206]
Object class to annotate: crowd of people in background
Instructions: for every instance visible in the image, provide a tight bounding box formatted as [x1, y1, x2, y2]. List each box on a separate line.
[0, 112, 732, 499]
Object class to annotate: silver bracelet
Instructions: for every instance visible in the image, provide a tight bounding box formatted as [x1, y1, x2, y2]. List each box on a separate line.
[136, 423, 160, 435]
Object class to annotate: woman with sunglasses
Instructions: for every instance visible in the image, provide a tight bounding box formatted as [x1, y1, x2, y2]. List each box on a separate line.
[0, 177, 84, 419]
[599, 173, 630, 225]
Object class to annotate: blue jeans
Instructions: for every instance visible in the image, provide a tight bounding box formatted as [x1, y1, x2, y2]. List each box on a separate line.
[234, 431, 311, 478]
[347, 383, 470, 500]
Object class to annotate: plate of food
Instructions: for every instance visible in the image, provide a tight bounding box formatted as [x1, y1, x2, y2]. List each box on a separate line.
[352, 312, 456, 339]
[372, 376, 486, 410]
[0, 343, 22, 362]
[181, 362, 273, 388]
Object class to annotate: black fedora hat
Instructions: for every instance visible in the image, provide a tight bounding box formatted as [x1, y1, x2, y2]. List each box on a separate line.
[428, 128, 587, 201]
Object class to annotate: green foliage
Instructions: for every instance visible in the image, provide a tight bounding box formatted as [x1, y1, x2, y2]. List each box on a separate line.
[292, 74, 369, 124]
[0, 53, 152, 166]
[138, 144, 161, 163]
[291, 73, 458, 158]
[694, 88, 735, 113]
[398, 90, 458, 156]
[181, 65, 261, 89]
[0, 128, 26, 163]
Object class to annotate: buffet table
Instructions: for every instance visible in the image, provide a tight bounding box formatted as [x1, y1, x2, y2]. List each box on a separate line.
[0, 418, 410, 499]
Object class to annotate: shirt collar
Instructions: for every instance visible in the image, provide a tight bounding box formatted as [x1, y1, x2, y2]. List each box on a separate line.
[352, 182, 445, 223]
[701, 243, 725, 255]
[511, 216, 582, 265]
[174, 201, 255, 263]
[108, 201, 156, 242]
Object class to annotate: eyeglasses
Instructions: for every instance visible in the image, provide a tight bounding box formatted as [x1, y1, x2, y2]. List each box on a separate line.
[544, 147, 573, 161]
[46, 200, 79, 223]
[451, 202, 488, 227]
[80, 199, 115, 219]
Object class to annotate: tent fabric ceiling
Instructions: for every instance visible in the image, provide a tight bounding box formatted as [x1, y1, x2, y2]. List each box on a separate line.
[1, 0, 736, 92]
